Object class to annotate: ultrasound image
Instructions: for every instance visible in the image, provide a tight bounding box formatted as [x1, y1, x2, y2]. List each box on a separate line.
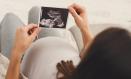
[39, 7, 69, 28]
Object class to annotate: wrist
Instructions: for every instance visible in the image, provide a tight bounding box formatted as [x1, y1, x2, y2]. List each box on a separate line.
[78, 23, 89, 31]
[10, 48, 23, 61]
[80, 27, 89, 33]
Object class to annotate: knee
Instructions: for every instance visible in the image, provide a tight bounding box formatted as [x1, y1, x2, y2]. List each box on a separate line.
[0, 12, 21, 25]
[3, 13, 18, 21]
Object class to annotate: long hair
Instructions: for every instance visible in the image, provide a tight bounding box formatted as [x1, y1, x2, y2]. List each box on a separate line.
[71, 27, 131, 79]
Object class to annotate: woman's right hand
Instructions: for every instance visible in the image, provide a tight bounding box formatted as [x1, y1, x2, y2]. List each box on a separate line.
[12, 24, 41, 57]
[68, 3, 88, 31]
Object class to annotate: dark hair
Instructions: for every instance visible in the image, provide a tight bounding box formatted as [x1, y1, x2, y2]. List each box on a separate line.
[71, 27, 131, 79]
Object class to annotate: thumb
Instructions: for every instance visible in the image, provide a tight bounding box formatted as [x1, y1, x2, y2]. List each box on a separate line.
[68, 7, 80, 21]
[29, 28, 40, 41]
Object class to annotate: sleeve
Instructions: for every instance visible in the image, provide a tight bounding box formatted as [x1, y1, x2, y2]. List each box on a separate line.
[69, 26, 84, 52]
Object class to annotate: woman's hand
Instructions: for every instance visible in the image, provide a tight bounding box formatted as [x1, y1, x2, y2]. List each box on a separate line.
[12, 24, 41, 56]
[69, 4, 93, 59]
[68, 3, 88, 31]
[6, 24, 41, 79]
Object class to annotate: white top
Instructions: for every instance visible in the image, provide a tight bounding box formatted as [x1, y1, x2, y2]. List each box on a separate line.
[21, 37, 80, 79]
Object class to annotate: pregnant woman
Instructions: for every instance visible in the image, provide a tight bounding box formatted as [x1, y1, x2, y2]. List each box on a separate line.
[2, 4, 92, 79]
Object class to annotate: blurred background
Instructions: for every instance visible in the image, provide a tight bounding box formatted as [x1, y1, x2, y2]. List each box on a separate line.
[0, 0, 131, 35]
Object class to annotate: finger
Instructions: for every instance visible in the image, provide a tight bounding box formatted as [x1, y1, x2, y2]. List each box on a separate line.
[69, 3, 85, 13]
[66, 60, 75, 73]
[57, 63, 64, 73]
[29, 27, 40, 41]
[28, 27, 36, 35]
[68, 7, 80, 20]
[67, 60, 74, 70]
[60, 61, 71, 75]
[69, 3, 87, 18]
[25, 24, 38, 31]
[66, 60, 72, 72]
[69, 60, 75, 70]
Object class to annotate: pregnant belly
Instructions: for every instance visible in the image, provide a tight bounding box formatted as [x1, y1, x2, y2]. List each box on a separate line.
[21, 37, 80, 79]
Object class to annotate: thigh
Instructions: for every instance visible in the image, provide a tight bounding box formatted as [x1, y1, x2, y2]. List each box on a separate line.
[0, 13, 25, 58]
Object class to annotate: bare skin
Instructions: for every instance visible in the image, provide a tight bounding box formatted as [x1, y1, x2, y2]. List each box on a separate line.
[6, 24, 41, 79]
[68, 3, 93, 59]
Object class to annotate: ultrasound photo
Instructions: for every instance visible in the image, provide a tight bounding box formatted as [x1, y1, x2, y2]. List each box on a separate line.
[39, 7, 69, 28]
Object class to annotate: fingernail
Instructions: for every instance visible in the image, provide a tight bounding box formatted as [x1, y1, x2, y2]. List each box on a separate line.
[70, 60, 73, 63]
[57, 63, 61, 67]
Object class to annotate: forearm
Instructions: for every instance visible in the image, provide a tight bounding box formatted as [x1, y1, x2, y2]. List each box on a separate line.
[81, 26, 93, 48]
[68, 3, 93, 59]
[5, 24, 39, 79]
[6, 49, 22, 79]
[80, 26, 93, 58]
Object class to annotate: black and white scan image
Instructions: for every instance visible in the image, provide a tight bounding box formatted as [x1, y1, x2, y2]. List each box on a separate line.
[39, 7, 69, 28]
